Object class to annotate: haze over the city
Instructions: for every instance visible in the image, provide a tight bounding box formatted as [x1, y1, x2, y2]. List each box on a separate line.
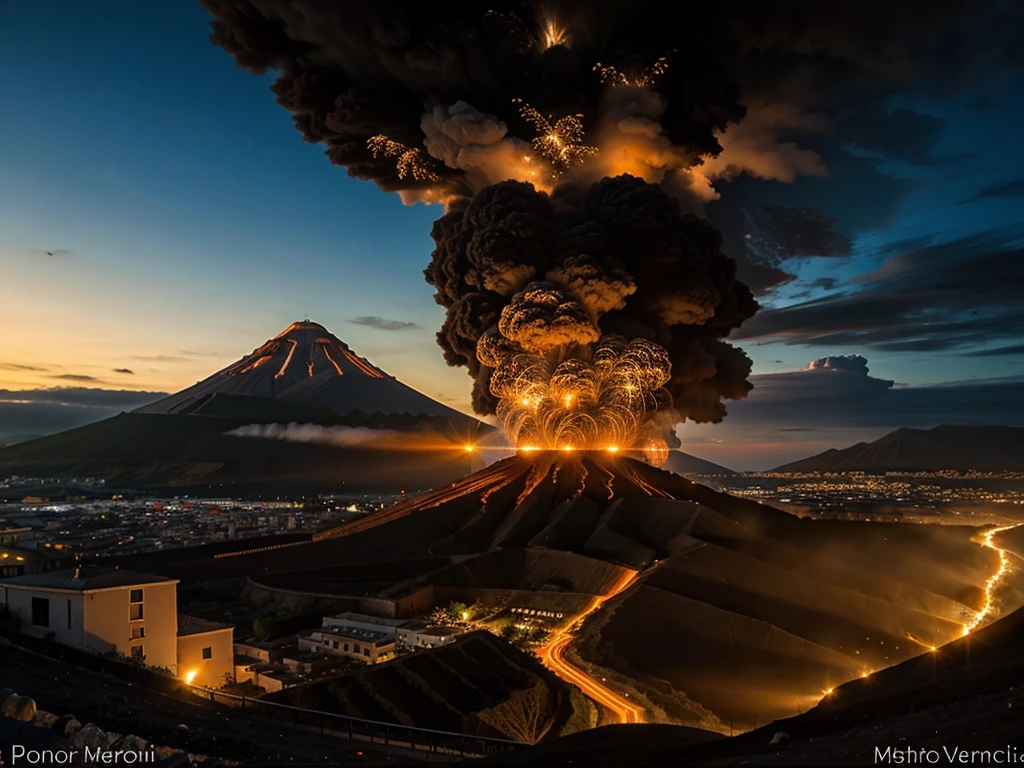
[2, 1, 1024, 468]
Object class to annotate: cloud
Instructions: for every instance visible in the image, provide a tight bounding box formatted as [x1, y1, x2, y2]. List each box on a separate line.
[347, 316, 422, 332]
[130, 350, 216, 363]
[804, 355, 872, 376]
[734, 228, 1024, 353]
[112, 368, 135, 375]
[49, 374, 100, 382]
[841, 108, 950, 166]
[965, 343, 1024, 357]
[227, 423, 398, 447]
[720, 369, 1024, 431]
[0, 363, 48, 372]
[0, 387, 167, 439]
[708, 141, 914, 294]
[678, 364, 1024, 469]
[960, 178, 1024, 204]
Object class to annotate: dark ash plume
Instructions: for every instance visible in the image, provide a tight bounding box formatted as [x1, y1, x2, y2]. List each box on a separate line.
[425, 175, 757, 427]
[199, 1, 1021, 448]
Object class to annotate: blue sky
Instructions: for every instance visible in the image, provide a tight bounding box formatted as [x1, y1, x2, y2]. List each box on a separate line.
[0, 1, 464, 405]
[2, 2, 1023, 468]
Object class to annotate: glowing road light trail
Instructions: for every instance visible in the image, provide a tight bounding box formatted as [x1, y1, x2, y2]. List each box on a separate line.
[535, 569, 644, 724]
[962, 523, 1022, 636]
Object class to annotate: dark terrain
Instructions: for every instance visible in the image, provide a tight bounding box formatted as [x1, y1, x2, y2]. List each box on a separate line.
[776, 425, 1024, 473]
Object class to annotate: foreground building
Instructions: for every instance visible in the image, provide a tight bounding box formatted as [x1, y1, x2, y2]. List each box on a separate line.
[0, 566, 232, 686]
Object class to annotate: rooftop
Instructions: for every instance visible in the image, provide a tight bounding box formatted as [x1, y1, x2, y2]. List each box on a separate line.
[0, 566, 176, 591]
[178, 613, 234, 637]
[309, 626, 392, 643]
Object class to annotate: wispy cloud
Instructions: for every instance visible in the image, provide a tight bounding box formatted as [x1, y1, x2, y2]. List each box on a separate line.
[50, 374, 100, 382]
[0, 387, 168, 439]
[959, 178, 1024, 204]
[112, 368, 135, 375]
[0, 363, 48, 372]
[348, 316, 422, 332]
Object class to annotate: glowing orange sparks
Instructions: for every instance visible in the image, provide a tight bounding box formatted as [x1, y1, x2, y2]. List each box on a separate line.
[367, 135, 440, 182]
[513, 99, 597, 175]
[539, 17, 567, 50]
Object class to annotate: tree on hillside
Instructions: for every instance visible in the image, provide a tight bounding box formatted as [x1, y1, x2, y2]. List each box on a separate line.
[477, 680, 555, 744]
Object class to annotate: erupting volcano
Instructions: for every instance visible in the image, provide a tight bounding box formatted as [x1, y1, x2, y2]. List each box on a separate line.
[193, 0, 1024, 737]
[201, 0, 761, 461]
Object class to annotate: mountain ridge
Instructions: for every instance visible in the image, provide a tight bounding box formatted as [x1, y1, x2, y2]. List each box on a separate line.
[774, 425, 1024, 472]
[137, 320, 472, 423]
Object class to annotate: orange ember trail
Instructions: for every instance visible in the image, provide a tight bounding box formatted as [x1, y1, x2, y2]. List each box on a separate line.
[962, 523, 1023, 636]
[536, 569, 644, 724]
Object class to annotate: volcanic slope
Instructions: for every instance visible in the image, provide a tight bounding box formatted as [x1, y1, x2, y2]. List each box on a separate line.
[137, 320, 473, 421]
[234, 452, 1020, 731]
[0, 320, 484, 493]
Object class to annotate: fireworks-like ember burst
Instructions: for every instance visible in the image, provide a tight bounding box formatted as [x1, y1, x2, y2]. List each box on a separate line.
[367, 135, 441, 182]
[514, 100, 598, 177]
[593, 54, 673, 89]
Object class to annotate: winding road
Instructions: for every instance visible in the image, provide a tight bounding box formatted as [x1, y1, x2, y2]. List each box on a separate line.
[535, 568, 645, 724]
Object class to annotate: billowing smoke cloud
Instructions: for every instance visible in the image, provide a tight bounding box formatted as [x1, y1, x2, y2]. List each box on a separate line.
[200, 1, 1019, 454]
[426, 176, 757, 442]
[228, 423, 399, 447]
[199, 1, 745, 205]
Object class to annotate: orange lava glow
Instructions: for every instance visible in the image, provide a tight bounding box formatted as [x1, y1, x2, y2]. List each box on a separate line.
[340, 347, 384, 378]
[535, 569, 644, 724]
[238, 355, 272, 374]
[273, 339, 298, 379]
[961, 523, 1022, 636]
[321, 343, 345, 375]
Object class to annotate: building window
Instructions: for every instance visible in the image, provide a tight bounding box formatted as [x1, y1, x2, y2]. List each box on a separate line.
[363, 647, 370, 657]
[131, 645, 144, 660]
[130, 625, 145, 640]
[202, 647, 212, 660]
[343, 643, 349, 652]
[129, 589, 143, 603]
[31, 597, 49, 627]
[130, 603, 144, 621]
[67, 599, 72, 629]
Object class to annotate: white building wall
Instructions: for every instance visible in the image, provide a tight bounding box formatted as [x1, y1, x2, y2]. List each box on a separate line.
[2, 587, 85, 646]
[2, 581, 179, 672]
